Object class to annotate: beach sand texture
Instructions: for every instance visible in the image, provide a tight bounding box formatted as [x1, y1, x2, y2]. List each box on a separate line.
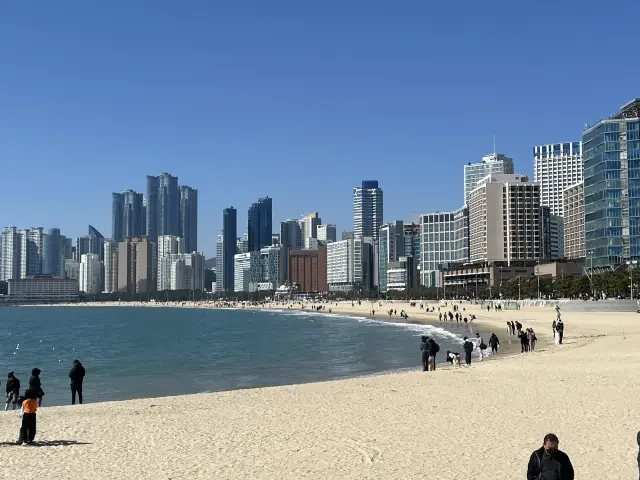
[0, 302, 638, 479]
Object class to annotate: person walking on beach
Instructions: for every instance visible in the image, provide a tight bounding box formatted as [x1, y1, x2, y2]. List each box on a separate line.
[519, 330, 529, 353]
[552, 319, 557, 339]
[475, 332, 487, 361]
[510, 321, 516, 336]
[5, 372, 20, 411]
[420, 336, 430, 371]
[489, 333, 500, 354]
[556, 319, 565, 344]
[28, 368, 44, 407]
[462, 336, 474, 366]
[17, 388, 38, 446]
[526, 433, 574, 480]
[69, 359, 86, 405]
[528, 329, 537, 351]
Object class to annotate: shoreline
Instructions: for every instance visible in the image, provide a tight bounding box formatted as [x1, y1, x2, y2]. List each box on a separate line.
[1, 303, 636, 477]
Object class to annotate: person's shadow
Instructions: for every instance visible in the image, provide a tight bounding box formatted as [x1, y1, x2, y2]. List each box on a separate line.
[0, 440, 91, 447]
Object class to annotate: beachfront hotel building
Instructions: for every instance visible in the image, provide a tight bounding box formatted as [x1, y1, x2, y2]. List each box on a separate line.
[583, 99, 640, 268]
[247, 197, 273, 253]
[300, 212, 321, 247]
[378, 221, 404, 292]
[8, 275, 79, 301]
[327, 239, 355, 291]
[117, 236, 157, 294]
[534, 142, 583, 217]
[353, 180, 383, 242]
[253, 245, 281, 291]
[103, 239, 118, 293]
[563, 181, 585, 259]
[0, 226, 21, 281]
[463, 153, 514, 204]
[317, 224, 337, 244]
[287, 245, 328, 294]
[468, 174, 543, 264]
[79, 253, 102, 295]
[112, 189, 145, 243]
[419, 207, 469, 288]
[387, 256, 416, 291]
[222, 207, 237, 293]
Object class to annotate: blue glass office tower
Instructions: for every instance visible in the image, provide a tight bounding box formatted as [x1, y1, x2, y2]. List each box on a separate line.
[146, 172, 180, 243]
[42, 228, 65, 277]
[222, 207, 237, 293]
[584, 99, 640, 268]
[112, 190, 145, 242]
[179, 186, 198, 253]
[247, 197, 272, 252]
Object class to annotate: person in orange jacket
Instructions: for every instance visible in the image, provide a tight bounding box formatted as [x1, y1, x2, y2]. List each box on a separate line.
[17, 388, 38, 445]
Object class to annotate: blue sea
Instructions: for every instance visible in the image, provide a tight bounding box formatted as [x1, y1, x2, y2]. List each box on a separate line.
[0, 306, 480, 406]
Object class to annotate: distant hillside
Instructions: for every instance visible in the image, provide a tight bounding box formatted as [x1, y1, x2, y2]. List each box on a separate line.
[204, 257, 216, 270]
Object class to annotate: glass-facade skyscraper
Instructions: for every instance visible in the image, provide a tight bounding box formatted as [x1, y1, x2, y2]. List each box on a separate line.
[584, 98, 640, 268]
[353, 181, 383, 241]
[112, 190, 145, 242]
[247, 197, 272, 252]
[222, 207, 237, 293]
[146, 172, 180, 243]
[179, 186, 198, 253]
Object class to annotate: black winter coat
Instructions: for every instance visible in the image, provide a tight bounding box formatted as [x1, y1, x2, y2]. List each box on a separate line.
[69, 364, 86, 384]
[6, 377, 20, 394]
[526, 447, 574, 480]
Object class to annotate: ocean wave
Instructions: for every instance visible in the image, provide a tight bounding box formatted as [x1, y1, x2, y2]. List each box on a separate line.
[266, 309, 466, 343]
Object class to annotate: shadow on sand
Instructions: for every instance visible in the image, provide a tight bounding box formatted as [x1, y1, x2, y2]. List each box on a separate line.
[0, 440, 91, 447]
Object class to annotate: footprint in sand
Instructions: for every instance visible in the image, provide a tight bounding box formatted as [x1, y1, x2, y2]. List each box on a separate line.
[335, 438, 383, 464]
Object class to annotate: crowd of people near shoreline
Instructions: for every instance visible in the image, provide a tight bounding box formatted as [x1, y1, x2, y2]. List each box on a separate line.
[2, 359, 85, 446]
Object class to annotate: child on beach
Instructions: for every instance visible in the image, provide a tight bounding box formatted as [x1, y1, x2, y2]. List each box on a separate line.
[17, 388, 38, 445]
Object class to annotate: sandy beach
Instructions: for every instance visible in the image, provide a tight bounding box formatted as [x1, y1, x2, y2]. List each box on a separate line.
[1, 301, 638, 478]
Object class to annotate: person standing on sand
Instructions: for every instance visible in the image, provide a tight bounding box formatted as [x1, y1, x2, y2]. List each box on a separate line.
[69, 359, 86, 405]
[489, 333, 500, 354]
[462, 337, 474, 366]
[556, 319, 565, 344]
[5, 372, 20, 411]
[420, 336, 429, 372]
[28, 369, 44, 407]
[475, 332, 486, 361]
[526, 433, 574, 480]
[17, 388, 38, 446]
[426, 337, 440, 371]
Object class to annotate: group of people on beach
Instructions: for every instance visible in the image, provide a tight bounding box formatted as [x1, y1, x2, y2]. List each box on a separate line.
[3, 359, 86, 446]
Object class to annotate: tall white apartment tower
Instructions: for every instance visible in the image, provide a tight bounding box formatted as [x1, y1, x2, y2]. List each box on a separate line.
[353, 180, 383, 241]
[0, 227, 21, 281]
[469, 174, 542, 264]
[157, 235, 185, 291]
[464, 153, 514, 203]
[214, 234, 223, 293]
[533, 142, 583, 216]
[103, 239, 119, 293]
[80, 253, 103, 294]
[19, 227, 44, 278]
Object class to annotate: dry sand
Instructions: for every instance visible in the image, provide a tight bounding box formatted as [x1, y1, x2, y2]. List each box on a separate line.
[1, 301, 638, 479]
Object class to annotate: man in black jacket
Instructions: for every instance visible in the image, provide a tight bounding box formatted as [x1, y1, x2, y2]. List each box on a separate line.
[69, 359, 86, 405]
[526, 433, 574, 480]
[5, 372, 20, 411]
[462, 336, 474, 366]
[426, 337, 440, 371]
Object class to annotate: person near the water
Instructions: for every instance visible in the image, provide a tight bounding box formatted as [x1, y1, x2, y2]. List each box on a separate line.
[462, 336, 474, 366]
[475, 332, 487, 361]
[420, 336, 429, 372]
[28, 369, 44, 407]
[5, 372, 20, 411]
[488, 333, 500, 354]
[69, 359, 86, 405]
[17, 388, 38, 446]
[426, 337, 440, 371]
[526, 433, 574, 480]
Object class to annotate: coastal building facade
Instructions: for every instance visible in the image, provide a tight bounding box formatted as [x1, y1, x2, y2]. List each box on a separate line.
[79, 253, 102, 294]
[469, 174, 542, 264]
[8, 275, 79, 301]
[234, 251, 261, 293]
[327, 239, 355, 291]
[534, 141, 583, 217]
[317, 224, 337, 244]
[214, 234, 224, 293]
[20, 227, 44, 278]
[0, 226, 21, 281]
[222, 207, 237, 293]
[112, 189, 145, 243]
[419, 207, 469, 288]
[287, 245, 328, 294]
[583, 99, 640, 268]
[463, 153, 514, 204]
[563, 181, 585, 259]
[117, 236, 156, 294]
[179, 185, 198, 253]
[103, 239, 118, 293]
[378, 221, 404, 292]
[353, 180, 383, 241]
[247, 197, 272, 252]
[280, 219, 303, 286]
[387, 256, 416, 291]
[157, 235, 185, 291]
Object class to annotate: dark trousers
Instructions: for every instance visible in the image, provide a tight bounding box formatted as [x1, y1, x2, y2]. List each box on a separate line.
[491, 345, 498, 354]
[465, 352, 472, 365]
[421, 352, 428, 371]
[558, 331, 564, 344]
[18, 413, 36, 444]
[71, 382, 83, 405]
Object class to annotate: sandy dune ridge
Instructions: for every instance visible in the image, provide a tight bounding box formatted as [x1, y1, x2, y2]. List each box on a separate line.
[1, 301, 638, 479]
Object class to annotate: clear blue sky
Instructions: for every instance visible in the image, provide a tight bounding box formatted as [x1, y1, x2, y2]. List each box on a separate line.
[1, 1, 639, 257]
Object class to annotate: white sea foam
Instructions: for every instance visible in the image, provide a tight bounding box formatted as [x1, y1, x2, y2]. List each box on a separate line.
[267, 309, 466, 343]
